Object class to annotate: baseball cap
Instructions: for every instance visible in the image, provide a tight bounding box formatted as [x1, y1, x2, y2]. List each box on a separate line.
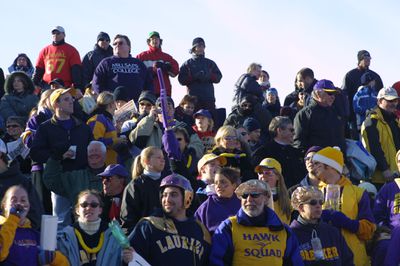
[360, 72, 375, 86]
[50, 88, 76, 107]
[97, 164, 129, 178]
[197, 153, 227, 172]
[313, 79, 339, 93]
[193, 109, 212, 119]
[255, 158, 282, 175]
[377, 87, 399, 101]
[149, 31, 160, 38]
[49, 78, 65, 88]
[51, 26, 65, 34]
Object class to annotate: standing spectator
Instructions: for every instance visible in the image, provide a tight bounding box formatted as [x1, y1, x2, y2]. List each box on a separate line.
[0, 72, 39, 122]
[288, 88, 306, 119]
[0, 185, 67, 265]
[258, 69, 271, 94]
[253, 116, 306, 188]
[33, 26, 82, 90]
[178, 37, 222, 112]
[0, 68, 4, 98]
[87, 91, 127, 164]
[81, 31, 113, 87]
[353, 72, 378, 131]
[262, 87, 281, 117]
[137, 31, 179, 97]
[342, 50, 384, 137]
[290, 186, 354, 265]
[255, 158, 292, 224]
[293, 79, 346, 153]
[8, 53, 35, 78]
[30, 88, 92, 228]
[210, 179, 303, 265]
[313, 146, 375, 266]
[124, 174, 211, 266]
[195, 167, 241, 235]
[234, 63, 263, 104]
[361, 87, 400, 186]
[92, 34, 153, 103]
[284, 67, 317, 107]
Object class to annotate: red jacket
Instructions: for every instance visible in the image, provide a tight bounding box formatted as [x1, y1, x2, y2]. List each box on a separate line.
[137, 46, 179, 96]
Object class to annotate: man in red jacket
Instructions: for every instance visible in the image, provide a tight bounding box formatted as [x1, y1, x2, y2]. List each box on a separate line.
[137, 31, 179, 96]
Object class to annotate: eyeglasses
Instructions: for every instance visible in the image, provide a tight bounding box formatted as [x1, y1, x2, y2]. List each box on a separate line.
[241, 192, 264, 199]
[304, 199, 324, 206]
[223, 136, 237, 141]
[80, 202, 100, 208]
[6, 124, 20, 128]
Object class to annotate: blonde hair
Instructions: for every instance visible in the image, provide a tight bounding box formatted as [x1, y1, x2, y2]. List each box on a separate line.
[273, 170, 291, 220]
[214, 125, 238, 148]
[291, 186, 324, 211]
[96, 91, 114, 107]
[39, 89, 54, 110]
[132, 146, 162, 179]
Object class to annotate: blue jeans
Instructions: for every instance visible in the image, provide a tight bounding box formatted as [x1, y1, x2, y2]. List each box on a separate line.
[51, 192, 72, 230]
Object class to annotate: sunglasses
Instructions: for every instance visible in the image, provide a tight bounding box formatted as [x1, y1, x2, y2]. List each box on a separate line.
[6, 124, 20, 128]
[304, 199, 324, 206]
[325, 91, 337, 96]
[80, 202, 100, 208]
[176, 138, 184, 141]
[241, 192, 264, 199]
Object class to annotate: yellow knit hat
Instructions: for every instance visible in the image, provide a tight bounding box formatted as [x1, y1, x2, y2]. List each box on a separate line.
[312, 146, 344, 173]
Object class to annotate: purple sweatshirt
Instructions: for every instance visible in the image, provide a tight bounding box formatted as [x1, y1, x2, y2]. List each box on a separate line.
[373, 181, 400, 229]
[384, 226, 400, 266]
[194, 194, 241, 235]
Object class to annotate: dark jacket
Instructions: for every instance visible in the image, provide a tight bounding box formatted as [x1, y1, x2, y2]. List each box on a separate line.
[290, 218, 354, 266]
[234, 73, 263, 104]
[252, 140, 306, 188]
[262, 100, 281, 118]
[29, 115, 93, 171]
[82, 44, 113, 86]
[0, 161, 43, 229]
[212, 147, 255, 181]
[293, 99, 346, 154]
[0, 72, 38, 122]
[178, 54, 222, 102]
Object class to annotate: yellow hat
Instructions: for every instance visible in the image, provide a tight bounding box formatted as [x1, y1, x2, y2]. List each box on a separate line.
[197, 153, 227, 172]
[255, 158, 282, 175]
[313, 146, 344, 173]
[50, 88, 76, 107]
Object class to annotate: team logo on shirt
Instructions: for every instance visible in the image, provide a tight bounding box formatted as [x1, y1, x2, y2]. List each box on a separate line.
[111, 63, 140, 74]
[156, 235, 205, 259]
[242, 233, 283, 258]
[393, 193, 400, 214]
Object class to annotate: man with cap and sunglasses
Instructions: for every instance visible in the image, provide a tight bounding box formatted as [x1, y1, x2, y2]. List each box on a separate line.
[123, 173, 211, 266]
[178, 37, 222, 112]
[361, 87, 400, 186]
[33, 26, 82, 91]
[342, 50, 384, 139]
[293, 79, 346, 154]
[312, 146, 375, 266]
[137, 31, 179, 97]
[82, 31, 113, 87]
[210, 179, 303, 265]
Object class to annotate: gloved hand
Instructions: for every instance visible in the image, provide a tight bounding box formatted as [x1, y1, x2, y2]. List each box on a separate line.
[330, 211, 359, 233]
[162, 62, 172, 72]
[382, 169, 395, 181]
[38, 249, 55, 265]
[321, 209, 333, 223]
[9, 204, 26, 218]
[162, 129, 181, 161]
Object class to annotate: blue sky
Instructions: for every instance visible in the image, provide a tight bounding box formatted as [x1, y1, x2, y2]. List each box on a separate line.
[2, 0, 400, 110]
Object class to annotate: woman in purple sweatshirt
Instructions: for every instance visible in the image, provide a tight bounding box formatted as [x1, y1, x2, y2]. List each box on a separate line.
[194, 167, 241, 235]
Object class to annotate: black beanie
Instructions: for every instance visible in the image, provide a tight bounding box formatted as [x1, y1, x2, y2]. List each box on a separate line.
[97, 32, 110, 42]
[357, 50, 371, 62]
[139, 91, 157, 105]
[113, 86, 130, 102]
[243, 117, 261, 132]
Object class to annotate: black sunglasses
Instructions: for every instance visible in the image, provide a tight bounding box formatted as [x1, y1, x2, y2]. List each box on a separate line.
[176, 138, 183, 141]
[80, 202, 100, 208]
[305, 199, 324, 206]
[241, 192, 264, 199]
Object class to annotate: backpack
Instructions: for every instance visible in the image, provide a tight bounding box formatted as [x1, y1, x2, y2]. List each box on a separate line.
[345, 138, 377, 180]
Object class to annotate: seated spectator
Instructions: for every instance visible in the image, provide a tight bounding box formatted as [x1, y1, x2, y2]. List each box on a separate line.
[120, 146, 166, 233]
[0, 185, 67, 265]
[262, 87, 281, 118]
[2, 116, 31, 175]
[175, 94, 197, 126]
[242, 117, 262, 152]
[255, 158, 292, 224]
[196, 153, 227, 203]
[195, 167, 241, 235]
[0, 72, 39, 123]
[192, 109, 215, 152]
[57, 190, 123, 265]
[367, 225, 391, 266]
[383, 226, 400, 266]
[8, 53, 35, 78]
[299, 146, 323, 187]
[211, 125, 254, 181]
[173, 127, 198, 179]
[287, 88, 306, 120]
[0, 138, 43, 229]
[87, 91, 127, 164]
[290, 186, 354, 265]
[353, 72, 378, 131]
[113, 85, 131, 110]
